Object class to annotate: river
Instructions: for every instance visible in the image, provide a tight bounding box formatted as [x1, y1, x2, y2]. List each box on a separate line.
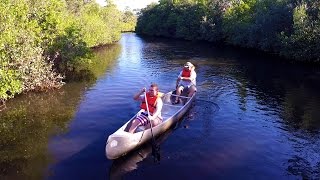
[1, 33, 320, 179]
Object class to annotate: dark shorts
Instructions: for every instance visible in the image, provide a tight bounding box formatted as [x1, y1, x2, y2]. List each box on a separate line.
[136, 112, 150, 126]
[178, 84, 197, 93]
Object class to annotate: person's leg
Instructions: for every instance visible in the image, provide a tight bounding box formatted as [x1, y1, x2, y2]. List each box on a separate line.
[152, 117, 162, 127]
[188, 85, 197, 97]
[174, 86, 184, 104]
[128, 118, 142, 133]
[144, 117, 162, 129]
[127, 113, 151, 133]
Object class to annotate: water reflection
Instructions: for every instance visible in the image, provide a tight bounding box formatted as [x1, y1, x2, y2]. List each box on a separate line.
[0, 44, 121, 179]
[66, 44, 121, 82]
[0, 84, 84, 179]
[109, 130, 173, 180]
[214, 51, 320, 178]
[229, 57, 320, 131]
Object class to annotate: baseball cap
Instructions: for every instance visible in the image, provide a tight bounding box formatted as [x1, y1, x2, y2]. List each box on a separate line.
[184, 62, 193, 68]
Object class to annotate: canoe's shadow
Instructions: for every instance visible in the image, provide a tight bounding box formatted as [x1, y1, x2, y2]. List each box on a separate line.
[108, 130, 173, 180]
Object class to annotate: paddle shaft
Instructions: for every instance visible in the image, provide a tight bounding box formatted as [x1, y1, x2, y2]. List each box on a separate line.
[144, 91, 156, 141]
[144, 91, 151, 119]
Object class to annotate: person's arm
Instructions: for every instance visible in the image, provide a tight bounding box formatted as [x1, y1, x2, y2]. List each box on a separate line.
[189, 70, 196, 83]
[176, 72, 182, 87]
[148, 98, 163, 120]
[133, 88, 145, 101]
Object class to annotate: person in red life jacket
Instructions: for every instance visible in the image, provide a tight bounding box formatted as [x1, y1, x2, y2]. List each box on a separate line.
[173, 62, 197, 104]
[126, 83, 163, 133]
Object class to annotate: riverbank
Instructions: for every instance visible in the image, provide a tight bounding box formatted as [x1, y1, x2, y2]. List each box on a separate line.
[0, 0, 136, 104]
[136, 0, 320, 64]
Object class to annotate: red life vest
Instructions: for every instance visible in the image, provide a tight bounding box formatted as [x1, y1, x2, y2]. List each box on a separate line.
[182, 68, 191, 77]
[140, 93, 158, 114]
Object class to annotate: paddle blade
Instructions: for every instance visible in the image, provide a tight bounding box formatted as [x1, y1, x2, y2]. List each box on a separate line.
[151, 143, 160, 163]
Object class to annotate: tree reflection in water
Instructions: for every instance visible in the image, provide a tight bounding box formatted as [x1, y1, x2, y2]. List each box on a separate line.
[0, 44, 121, 179]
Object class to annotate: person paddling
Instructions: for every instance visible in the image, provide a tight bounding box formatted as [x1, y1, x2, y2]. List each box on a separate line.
[126, 83, 163, 133]
[173, 62, 197, 104]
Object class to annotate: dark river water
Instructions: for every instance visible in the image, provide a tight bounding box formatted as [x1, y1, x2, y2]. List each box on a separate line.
[1, 33, 320, 179]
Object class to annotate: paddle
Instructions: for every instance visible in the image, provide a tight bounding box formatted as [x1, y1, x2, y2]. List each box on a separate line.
[144, 90, 160, 162]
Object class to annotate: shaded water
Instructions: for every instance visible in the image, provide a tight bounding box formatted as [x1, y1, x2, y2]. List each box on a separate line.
[1, 33, 320, 179]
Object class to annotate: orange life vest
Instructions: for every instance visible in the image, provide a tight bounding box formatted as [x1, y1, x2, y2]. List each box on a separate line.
[140, 93, 158, 114]
[182, 68, 191, 77]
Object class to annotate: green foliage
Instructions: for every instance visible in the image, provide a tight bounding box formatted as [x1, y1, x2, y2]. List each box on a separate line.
[137, 2, 210, 40]
[176, 5, 207, 40]
[101, 3, 123, 42]
[65, 0, 85, 15]
[248, 0, 292, 51]
[73, 1, 122, 47]
[0, 0, 63, 101]
[281, 1, 320, 62]
[198, 1, 225, 42]
[0, 69, 22, 101]
[52, 25, 91, 72]
[223, 0, 257, 46]
[121, 9, 137, 32]
[0, 0, 126, 102]
[28, 0, 67, 49]
[137, 0, 320, 63]
[136, 3, 162, 36]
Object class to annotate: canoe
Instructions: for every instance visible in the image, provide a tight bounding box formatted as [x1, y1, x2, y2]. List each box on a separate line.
[105, 90, 196, 159]
[109, 130, 173, 179]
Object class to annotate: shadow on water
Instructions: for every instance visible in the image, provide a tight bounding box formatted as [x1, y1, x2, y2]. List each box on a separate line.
[46, 136, 109, 180]
[108, 129, 173, 180]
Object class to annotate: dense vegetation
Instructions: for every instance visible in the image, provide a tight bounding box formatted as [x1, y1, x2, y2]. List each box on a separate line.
[0, 0, 136, 104]
[136, 0, 320, 63]
[121, 8, 138, 32]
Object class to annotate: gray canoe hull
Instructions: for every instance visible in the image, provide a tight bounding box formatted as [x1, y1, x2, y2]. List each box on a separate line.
[105, 91, 195, 159]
